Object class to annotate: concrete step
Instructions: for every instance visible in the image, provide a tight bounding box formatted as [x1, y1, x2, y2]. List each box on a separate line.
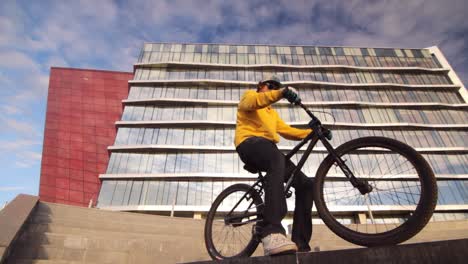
[190, 239, 468, 264]
[17, 225, 359, 256]
[8, 259, 96, 264]
[21, 217, 468, 261]
[9, 201, 467, 264]
[405, 230, 468, 243]
[35, 202, 468, 240]
[9, 242, 211, 264]
[310, 220, 468, 236]
[36, 202, 202, 226]
[29, 214, 346, 244]
[8, 245, 129, 264]
[15, 231, 206, 253]
[28, 213, 204, 237]
[22, 223, 203, 243]
[310, 220, 468, 240]
[33, 206, 206, 229]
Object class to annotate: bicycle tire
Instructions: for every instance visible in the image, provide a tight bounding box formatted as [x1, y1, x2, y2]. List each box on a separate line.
[204, 183, 264, 260]
[314, 136, 437, 247]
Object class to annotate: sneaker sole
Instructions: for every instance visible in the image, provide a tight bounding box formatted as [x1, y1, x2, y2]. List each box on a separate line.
[266, 245, 298, 256]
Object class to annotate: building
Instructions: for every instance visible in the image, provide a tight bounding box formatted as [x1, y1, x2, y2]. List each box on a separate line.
[39, 68, 133, 207]
[40, 43, 468, 227]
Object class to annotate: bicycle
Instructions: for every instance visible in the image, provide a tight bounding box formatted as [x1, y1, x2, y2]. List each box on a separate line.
[204, 101, 438, 260]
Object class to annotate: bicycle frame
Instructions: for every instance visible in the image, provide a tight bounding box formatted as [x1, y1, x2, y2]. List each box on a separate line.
[225, 102, 371, 226]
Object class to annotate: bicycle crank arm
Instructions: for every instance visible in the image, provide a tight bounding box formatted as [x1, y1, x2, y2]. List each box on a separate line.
[224, 211, 261, 224]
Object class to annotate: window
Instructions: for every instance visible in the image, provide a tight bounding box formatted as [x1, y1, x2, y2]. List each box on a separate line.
[97, 181, 116, 206]
[176, 181, 189, 205]
[318, 47, 332, 55]
[128, 181, 143, 205]
[111, 181, 127, 205]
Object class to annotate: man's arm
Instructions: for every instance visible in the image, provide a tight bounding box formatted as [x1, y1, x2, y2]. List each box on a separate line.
[276, 112, 312, 140]
[238, 89, 283, 111]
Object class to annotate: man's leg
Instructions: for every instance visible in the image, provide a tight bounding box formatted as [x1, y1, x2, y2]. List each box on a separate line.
[284, 159, 314, 252]
[236, 137, 288, 237]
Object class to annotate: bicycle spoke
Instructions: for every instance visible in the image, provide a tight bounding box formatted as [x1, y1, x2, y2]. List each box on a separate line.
[238, 226, 250, 243]
[378, 188, 420, 198]
[220, 225, 231, 255]
[214, 222, 227, 245]
[324, 187, 359, 204]
[227, 226, 234, 255]
[383, 160, 414, 176]
[207, 186, 262, 259]
[364, 153, 374, 178]
[379, 154, 399, 177]
[324, 186, 355, 195]
[380, 191, 415, 206]
[326, 192, 360, 205]
[367, 153, 383, 178]
[319, 139, 433, 239]
[375, 184, 421, 195]
[235, 228, 243, 253]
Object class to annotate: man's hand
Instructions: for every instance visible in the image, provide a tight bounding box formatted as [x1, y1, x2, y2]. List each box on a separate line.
[282, 86, 301, 104]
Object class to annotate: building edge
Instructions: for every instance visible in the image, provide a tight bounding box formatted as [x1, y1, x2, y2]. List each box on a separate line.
[428, 46, 468, 103]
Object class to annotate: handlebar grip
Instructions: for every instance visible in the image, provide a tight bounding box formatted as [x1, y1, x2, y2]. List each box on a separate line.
[323, 128, 333, 140]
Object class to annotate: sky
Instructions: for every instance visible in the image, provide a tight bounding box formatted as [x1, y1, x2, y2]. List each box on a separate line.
[0, 0, 467, 206]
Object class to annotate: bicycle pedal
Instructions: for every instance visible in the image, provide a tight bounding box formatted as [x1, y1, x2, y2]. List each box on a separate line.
[286, 190, 292, 198]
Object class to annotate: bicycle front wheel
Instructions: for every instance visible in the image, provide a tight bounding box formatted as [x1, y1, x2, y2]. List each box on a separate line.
[314, 136, 437, 247]
[204, 183, 264, 260]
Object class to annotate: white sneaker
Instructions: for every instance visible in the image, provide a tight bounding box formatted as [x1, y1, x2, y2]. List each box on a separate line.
[262, 233, 298, 256]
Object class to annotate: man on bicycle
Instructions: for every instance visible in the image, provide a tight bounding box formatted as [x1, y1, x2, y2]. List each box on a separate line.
[235, 76, 314, 256]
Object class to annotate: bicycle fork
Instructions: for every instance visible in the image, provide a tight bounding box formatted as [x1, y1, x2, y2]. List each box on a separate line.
[321, 138, 373, 195]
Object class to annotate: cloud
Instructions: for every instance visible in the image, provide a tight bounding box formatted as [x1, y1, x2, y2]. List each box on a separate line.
[14, 151, 42, 168]
[0, 105, 22, 115]
[0, 71, 13, 87]
[0, 51, 39, 70]
[0, 16, 16, 46]
[45, 55, 69, 68]
[2, 0, 463, 84]
[0, 147, 43, 168]
[18, 151, 42, 161]
[0, 117, 41, 137]
[210, 0, 468, 85]
[0, 140, 42, 151]
[0, 186, 26, 192]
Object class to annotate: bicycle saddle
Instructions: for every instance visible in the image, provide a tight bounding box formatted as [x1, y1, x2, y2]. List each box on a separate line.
[243, 164, 259, 174]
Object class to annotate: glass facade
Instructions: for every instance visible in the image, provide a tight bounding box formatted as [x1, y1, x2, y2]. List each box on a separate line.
[128, 85, 464, 104]
[120, 104, 468, 125]
[99, 179, 468, 207]
[104, 152, 467, 176]
[98, 43, 468, 224]
[138, 44, 440, 68]
[114, 127, 468, 148]
[134, 67, 451, 85]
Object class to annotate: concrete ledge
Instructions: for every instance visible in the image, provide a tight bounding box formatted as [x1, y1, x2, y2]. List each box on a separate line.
[190, 239, 468, 264]
[0, 194, 39, 263]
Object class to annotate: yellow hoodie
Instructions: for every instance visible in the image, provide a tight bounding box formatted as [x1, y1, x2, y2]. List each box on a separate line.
[234, 89, 312, 147]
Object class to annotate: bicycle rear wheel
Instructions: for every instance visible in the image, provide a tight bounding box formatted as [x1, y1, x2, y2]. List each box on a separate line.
[314, 136, 437, 247]
[204, 183, 264, 260]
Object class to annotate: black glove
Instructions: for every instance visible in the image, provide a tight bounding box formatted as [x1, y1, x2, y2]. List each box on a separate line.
[282, 86, 301, 104]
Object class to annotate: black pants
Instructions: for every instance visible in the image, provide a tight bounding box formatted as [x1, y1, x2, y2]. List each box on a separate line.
[236, 136, 314, 251]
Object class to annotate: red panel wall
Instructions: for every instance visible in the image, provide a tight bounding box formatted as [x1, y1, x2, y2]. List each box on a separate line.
[39, 67, 133, 207]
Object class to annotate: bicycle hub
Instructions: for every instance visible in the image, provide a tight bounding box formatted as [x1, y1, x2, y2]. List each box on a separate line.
[356, 180, 373, 195]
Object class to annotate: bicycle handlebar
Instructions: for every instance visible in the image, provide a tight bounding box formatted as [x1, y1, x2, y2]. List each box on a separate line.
[297, 101, 319, 122]
[296, 101, 332, 140]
